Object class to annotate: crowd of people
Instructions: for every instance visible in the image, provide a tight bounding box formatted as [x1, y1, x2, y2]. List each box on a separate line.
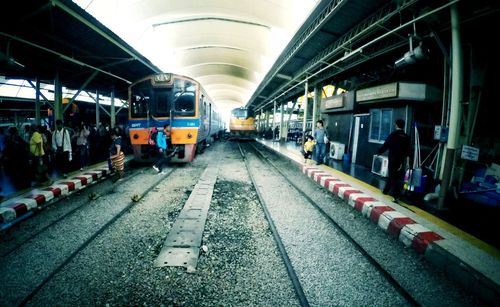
[0, 120, 129, 194]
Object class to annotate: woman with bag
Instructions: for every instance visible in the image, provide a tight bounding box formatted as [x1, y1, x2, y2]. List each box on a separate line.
[109, 127, 125, 181]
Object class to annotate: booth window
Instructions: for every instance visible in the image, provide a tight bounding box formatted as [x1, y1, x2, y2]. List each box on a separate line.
[369, 108, 393, 143]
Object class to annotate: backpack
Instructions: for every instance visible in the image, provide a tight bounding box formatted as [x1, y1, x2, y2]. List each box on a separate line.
[148, 128, 158, 146]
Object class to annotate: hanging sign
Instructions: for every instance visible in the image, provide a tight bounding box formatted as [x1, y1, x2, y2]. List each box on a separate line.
[461, 145, 479, 161]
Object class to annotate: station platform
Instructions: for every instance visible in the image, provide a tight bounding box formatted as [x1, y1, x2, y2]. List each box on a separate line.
[0, 156, 133, 231]
[257, 138, 500, 303]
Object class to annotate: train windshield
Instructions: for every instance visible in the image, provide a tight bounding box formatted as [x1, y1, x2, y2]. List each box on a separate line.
[173, 80, 196, 116]
[130, 78, 196, 118]
[231, 108, 254, 119]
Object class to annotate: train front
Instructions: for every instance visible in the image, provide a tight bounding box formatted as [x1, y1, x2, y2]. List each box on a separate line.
[229, 107, 256, 140]
[128, 73, 200, 163]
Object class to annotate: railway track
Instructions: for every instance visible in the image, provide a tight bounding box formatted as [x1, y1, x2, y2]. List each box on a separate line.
[1, 167, 150, 258]
[0, 166, 176, 306]
[240, 141, 420, 306]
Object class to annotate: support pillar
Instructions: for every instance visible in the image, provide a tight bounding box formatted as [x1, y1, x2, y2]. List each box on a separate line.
[110, 88, 116, 128]
[438, 4, 463, 209]
[279, 102, 285, 142]
[54, 71, 63, 122]
[265, 110, 270, 130]
[35, 78, 41, 126]
[95, 91, 100, 128]
[272, 100, 277, 140]
[302, 80, 309, 144]
[312, 84, 321, 135]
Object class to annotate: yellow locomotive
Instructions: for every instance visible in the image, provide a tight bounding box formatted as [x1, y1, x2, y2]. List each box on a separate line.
[229, 107, 256, 140]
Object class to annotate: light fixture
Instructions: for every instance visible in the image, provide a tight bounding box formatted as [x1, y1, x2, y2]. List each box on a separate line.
[0, 50, 25, 69]
[394, 35, 429, 68]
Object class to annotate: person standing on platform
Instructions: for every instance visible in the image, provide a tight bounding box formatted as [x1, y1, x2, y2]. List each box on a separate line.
[30, 125, 51, 186]
[4, 126, 31, 189]
[152, 124, 170, 173]
[303, 135, 316, 164]
[274, 125, 280, 141]
[75, 122, 90, 171]
[40, 125, 52, 166]
[109, 127, 125, 181]
[377, 118, 411, 202]
[22, 124, 32, 144]
[51, 120, 72, 178]
[313, 120, 328, 165]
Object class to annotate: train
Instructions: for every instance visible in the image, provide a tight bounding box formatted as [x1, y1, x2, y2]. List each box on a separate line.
[127, 72, 224, 162]
[229, 106, 257, 140]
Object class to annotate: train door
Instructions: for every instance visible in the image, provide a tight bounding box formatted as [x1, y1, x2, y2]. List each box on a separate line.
[351, 113, 370, 164]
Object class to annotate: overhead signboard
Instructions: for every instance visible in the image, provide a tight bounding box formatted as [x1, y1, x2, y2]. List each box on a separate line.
[321, 92, 354, 113]
[324, 96, 344, 109]
[356, 82, 398, 103]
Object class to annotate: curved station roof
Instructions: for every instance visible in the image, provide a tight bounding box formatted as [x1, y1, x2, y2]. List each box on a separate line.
[73, 0, 319, 114]
[1, 0, 497, 117]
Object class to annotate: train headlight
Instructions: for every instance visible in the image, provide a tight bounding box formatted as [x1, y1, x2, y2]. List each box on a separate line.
[187, 132, 193, 139]
[133, 133, 139, 139]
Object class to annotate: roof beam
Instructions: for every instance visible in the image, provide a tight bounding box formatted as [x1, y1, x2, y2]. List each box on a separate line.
[153, 17, 270, 30]
[51, 0, 160, 73]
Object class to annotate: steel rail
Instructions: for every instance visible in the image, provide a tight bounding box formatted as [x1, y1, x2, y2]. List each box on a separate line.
[238, 142, 310, 307]
[1, 167, 147, 257]
[248, 142, 420, 307]
[19, 167, 175, 306]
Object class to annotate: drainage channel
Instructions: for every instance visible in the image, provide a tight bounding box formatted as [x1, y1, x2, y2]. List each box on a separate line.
[154, 163, 220, 272]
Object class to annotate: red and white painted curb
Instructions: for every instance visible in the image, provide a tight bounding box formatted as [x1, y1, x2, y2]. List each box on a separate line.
[0, 168, 110, 226]
[302, 165, 443, 254]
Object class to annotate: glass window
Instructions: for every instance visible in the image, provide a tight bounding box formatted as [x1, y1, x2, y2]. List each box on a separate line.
[381, 109, 393, 140]
[173, 80, 196, 116]
[130, 80, 151, 118]
[154, 88, 172, 117]
[369, 108, 393, 143]
[231, 108, 254, 119]
[369, 109, 380, 140]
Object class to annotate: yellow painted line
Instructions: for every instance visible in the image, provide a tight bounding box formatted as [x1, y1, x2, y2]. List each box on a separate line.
[397, 200, 500, 259]
[318, 164, 500, 260]
[262, 141, 500, 259]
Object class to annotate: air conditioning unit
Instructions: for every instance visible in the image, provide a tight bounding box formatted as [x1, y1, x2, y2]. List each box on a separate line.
[371, 155, 389, 177]
[329, 142, 345, 160]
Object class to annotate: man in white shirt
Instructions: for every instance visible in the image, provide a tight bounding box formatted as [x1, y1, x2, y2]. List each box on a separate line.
[51, 119, 72, 178]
